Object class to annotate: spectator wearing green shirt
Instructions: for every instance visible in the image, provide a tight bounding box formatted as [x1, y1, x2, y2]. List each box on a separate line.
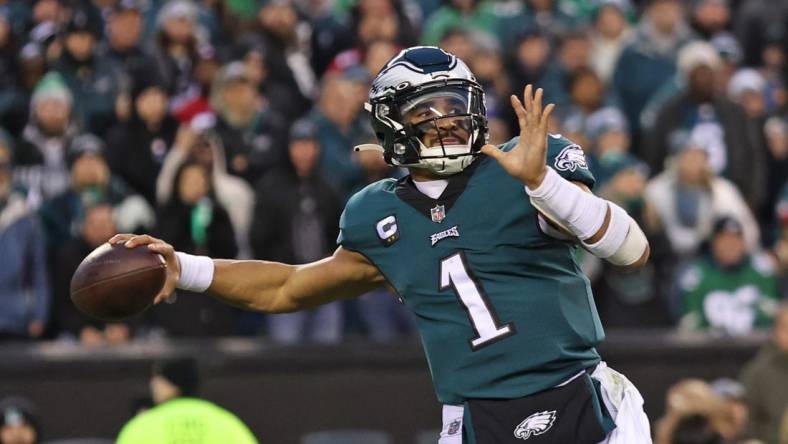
[420, 0, 497, 46]
[678, 216, 780, 336]
[117, 358, 258, 444]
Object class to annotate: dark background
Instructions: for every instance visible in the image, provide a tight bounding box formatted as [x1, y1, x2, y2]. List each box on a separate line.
[0, 329, 765, 444]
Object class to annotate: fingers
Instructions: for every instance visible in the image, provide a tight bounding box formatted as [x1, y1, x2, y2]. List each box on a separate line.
[533, 87, 543, 122]
[147, 242, 175, 257]
[480, 144, 505, 161]
[541, 103, 555, 133]
[123, 234, 163, 248]
[109, 234, 134, 244]
[510, 95, 526, 136]
[517, 85, 548, 132]
[522, 84, 532, 115]
[153, 292, 168, 305]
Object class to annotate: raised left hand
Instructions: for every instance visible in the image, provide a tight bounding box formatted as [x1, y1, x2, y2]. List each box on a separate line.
[480, 85, 555, 189]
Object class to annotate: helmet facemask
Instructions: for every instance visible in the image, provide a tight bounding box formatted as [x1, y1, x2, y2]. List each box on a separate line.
[370, 79, 488, 176]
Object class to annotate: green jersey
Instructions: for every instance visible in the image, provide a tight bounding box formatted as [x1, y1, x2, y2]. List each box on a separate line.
[679, 253, 780, 335]
[338, 135, 604, 404]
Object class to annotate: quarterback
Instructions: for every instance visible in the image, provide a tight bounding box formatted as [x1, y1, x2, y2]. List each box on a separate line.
[113, 47, 652, 443]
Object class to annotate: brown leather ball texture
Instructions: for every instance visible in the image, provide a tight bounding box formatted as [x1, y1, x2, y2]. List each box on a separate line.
[70, 243, 166, 321]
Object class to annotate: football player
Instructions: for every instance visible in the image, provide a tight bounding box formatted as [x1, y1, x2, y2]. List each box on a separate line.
[112, 47, 651, 443]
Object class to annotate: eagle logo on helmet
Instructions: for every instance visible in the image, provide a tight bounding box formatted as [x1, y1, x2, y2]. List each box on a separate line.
[513, 410, 557, 440]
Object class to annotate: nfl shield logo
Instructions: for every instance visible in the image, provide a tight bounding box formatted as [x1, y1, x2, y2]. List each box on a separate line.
[447, 419, 461, 435]
[430, 204, 446, 223]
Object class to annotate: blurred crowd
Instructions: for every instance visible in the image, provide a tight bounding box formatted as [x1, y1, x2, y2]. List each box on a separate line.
[0, 0, 785, 359]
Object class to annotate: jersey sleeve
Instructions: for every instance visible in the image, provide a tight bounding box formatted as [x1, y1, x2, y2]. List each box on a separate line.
[497, 135, 596, 189]
[545, 134, 596, 189]
[336, 189, 379, 253]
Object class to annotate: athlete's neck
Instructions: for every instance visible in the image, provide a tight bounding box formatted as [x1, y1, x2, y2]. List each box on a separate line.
[409, 168, 451, 199]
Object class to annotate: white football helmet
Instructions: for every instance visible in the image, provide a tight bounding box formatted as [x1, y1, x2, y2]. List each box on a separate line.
[356, 46, 488, 176]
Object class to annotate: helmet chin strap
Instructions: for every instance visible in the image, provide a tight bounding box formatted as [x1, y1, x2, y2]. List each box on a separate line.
[416, 142, 475, 175]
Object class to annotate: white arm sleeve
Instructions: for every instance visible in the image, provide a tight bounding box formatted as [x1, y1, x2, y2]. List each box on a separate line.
[581, 202, 649, 266]
[526, 168, 648, 266]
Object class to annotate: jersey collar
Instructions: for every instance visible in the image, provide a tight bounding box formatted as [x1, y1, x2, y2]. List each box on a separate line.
[395, 155, 484, 222]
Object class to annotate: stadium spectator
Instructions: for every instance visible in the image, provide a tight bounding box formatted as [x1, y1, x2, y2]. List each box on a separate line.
[15, 44, 46, 124]
[235, 41, 304, 124]
[252, 0, 316, 111]
[361, 39, 401, 79]
[307, 0, 355, 78]
[775, 185, 788, 298]
[309, 70, 371, 198]
[726, 69, 787, 245]
[0, 7, 26, 137]
[117, 358, 257, 444]
[106, 71, 177, 206]
[741, 304, 788, 444]
[557, 67, 611, 132]
[645, 41, 764, 209]
[644, 130, 760, 261]
[710, 378, 751, 442]
[496, 0, 579, 48]
[151, 0, 201, 103]
[170, 44, 219, 124]
[99, 1, 155, 90]
[589, 0, 633, 85]
[758, 30, 786, 113]
[249, 119, 344, 343]
[13, 73, 78, 207]
[677, 216, 779, 336]
[325, 7, 400, 76]
[584, 106, 631, 175]
[52, 9, 122, 136]
[210, 61, 288, 185]
[654, 378, 737, 444]
[38, 134, 154, 252]
[611, 0, 692, 142]
[0, 139, 48, 341]
[155, 160, 237, 261]
[669, 414, 725, 444]
[0, 396, 39, 444]
[761, 116, 788, 246]
[504, 29, 553, 136]
[51, 203, 131, 346]
[420, 0, 496, 47]
[156, 120, 254, 258]
[468, 42, 511, 143]
[690, 0, 731, 41]
[710, 33, 744, 96]
[539, 31, 593, 107]
[153, 160, 240, 336]
[436, 28, 475, 67]
[733, 0, 786, 68]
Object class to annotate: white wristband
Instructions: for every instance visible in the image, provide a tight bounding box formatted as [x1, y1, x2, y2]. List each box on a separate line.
[526, 167, 607, 241]
[175, 252, 215, 292]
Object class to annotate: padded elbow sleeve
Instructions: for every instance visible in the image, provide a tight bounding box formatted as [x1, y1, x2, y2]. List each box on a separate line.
[582, 203, 648, 266]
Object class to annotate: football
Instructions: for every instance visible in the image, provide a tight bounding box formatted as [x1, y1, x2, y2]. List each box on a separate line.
[70, 243, 167, 321]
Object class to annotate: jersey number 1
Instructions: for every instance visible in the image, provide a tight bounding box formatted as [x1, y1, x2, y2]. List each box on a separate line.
[440, 252, 515, 350]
